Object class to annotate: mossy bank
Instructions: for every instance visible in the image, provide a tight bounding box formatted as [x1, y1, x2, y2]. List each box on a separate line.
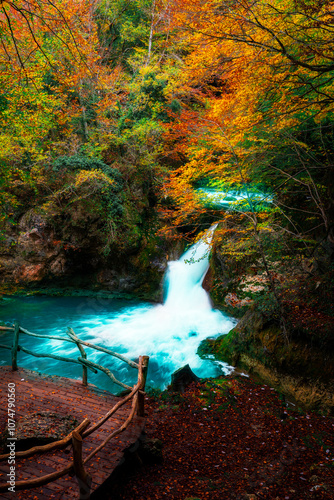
[200, 309, 334, 413]
[200, 223, 334, 413]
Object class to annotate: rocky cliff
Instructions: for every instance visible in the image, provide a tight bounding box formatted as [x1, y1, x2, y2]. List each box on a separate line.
[0, 208, 180, 301]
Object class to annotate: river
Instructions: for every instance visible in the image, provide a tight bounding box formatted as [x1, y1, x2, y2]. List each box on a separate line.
[0, 226, 236, 392]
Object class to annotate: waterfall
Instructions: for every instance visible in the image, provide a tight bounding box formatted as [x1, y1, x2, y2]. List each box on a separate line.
[87, 224, 236, 387]
[164, 224, 216, 311]
[0, 225, 236, 390]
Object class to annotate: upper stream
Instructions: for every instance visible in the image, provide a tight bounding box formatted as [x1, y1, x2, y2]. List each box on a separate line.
[197, 187, 272, 209]
[0, 226, 236, 392]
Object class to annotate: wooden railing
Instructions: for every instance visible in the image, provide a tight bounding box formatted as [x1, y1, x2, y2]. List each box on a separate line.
[0, 322, 141, 389]
[0, 323, 149, 498]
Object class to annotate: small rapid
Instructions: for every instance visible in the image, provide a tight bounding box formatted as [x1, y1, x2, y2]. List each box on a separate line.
[0, 226, 236, 391]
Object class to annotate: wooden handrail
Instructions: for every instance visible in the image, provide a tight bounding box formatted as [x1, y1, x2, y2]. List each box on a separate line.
[0, 324, 150, 496]
[1, 322, 139, 387]
[17, 345, 98, 373]
[78, 357, 132, 390]
[138, 355, 149, 417]
[0, 356, 148, 494]
[0, 343, 11, 350]
[11, 322, 19, 371]
[83, 356, 144, 438]
[83, 356, 144, 464]
[67, 328, 88, 386]
[0, 463, 74, 492]
[72, 431, 92, 499]
[84, 390, 139, 465]
[18, 325, 139, 368]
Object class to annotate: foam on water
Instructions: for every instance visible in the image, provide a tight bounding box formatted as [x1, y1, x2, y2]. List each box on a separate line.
[0, 225, 236, 391]
[87, 225, 236, 385]
[197, 188, 272, 208]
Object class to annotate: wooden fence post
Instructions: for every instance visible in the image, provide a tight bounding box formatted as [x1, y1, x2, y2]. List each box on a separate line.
[68, 328, 88, 386]
[72, 431, 92, 499]
[137, 355, 149, 417]
[11, 322, 20, 371]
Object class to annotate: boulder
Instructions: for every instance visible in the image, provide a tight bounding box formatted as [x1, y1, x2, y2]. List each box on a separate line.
[50, 256, 67, 276]
[139, 437, 163, 464]
[171, 364, 200, 393]
[13, 263, 46, 282]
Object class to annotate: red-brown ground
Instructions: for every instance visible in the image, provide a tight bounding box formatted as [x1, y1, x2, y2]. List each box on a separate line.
[113, 376, 334, 500]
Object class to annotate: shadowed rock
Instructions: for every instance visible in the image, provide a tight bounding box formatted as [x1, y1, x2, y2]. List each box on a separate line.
[171, 364, 200, 393]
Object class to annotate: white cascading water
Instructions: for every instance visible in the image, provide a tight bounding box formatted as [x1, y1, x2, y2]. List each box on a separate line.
[164, 226, 216, 311]
[0, 225, 236, 390]
[88, 224, 236, 387]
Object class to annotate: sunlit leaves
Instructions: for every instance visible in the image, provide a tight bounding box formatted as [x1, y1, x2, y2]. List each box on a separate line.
[157, 0, 334, 246]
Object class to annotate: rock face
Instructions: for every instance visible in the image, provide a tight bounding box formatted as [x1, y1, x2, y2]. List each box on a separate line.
[0, 211, 64, 285]
[204, 310, 334, 412]
[203, 225, 334, 411]
[0, 209, 177, 300]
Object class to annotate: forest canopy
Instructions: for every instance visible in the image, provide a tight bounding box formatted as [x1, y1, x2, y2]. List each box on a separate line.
[0, 0, 333, 335]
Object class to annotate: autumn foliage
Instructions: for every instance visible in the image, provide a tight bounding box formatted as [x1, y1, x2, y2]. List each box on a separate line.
[0, 1, 333, 329]
[157, 0, 333, 242]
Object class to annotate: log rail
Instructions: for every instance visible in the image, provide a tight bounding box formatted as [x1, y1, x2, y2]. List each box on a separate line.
[0, 323, 149, 499]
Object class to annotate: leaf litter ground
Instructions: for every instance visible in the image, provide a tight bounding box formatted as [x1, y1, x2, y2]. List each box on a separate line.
[112, 376, 334, 500]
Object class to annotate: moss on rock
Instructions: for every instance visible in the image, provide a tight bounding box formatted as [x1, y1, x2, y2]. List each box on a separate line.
[199, 309, 334, 411]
